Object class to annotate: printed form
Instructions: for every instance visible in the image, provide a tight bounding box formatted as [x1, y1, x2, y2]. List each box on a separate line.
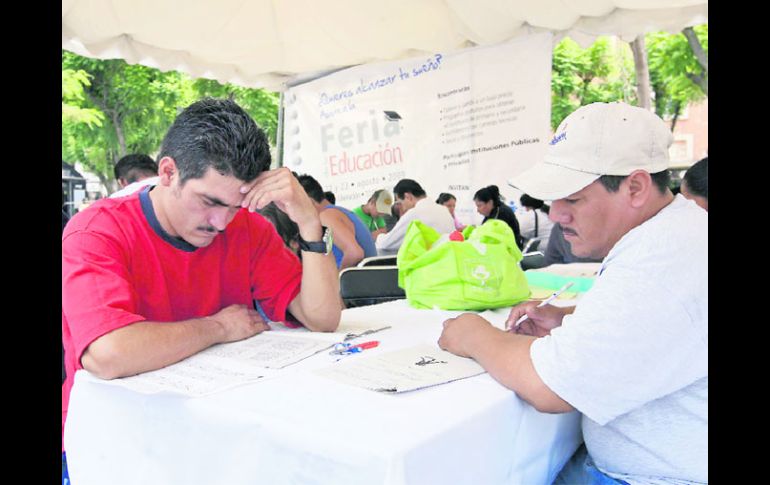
[315, 344, 485, 393]
[103, 332, 335, 397]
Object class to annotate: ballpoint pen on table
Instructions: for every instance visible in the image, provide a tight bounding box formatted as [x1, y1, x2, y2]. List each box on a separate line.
[509, 282, 575, 330]
[330, 340, 380, 356]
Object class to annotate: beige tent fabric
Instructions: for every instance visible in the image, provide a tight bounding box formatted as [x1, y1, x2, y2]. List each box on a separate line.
[62, 0, 707, 90]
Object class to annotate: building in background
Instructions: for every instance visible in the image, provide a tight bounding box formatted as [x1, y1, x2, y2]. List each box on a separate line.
[62, 161, 87, 218]
[667, 98, 708, 185]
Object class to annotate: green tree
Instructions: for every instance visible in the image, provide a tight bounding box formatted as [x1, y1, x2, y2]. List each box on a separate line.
[62, 50, 189, 191]
[61, 50, 281, 193]
[646, 25, 708, 129]
[62, 69, 104, 127]
[191, 79, 281, 145]
[550, 37, 634, 130]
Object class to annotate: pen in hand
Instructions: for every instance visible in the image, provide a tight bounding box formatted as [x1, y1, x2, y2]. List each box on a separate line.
[508, 282, 575, 331]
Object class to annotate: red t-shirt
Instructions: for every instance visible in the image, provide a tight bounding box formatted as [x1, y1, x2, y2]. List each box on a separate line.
[61, 189, 302, 444]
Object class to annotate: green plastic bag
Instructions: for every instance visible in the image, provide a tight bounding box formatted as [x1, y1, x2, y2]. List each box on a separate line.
[396, 219, 531, 310]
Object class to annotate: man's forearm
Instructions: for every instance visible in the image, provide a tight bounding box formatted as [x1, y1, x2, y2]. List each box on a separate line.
[465, 326, 574, 413]
[81, 318, 224, 380]
[289, 251, 342, 331]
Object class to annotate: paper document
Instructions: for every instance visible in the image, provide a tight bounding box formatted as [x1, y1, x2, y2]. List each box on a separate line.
[108, 333, 333, 397]
[201, 332, 333, 369]
[268, 319, 394, 343]
[316, 344, 485, 393]
[104, 353, 269, 397]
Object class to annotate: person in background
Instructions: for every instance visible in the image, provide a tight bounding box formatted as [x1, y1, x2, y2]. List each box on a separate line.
[386, 200, 403, 232]
[352, 189, 393, 239]
[517, 193, 553, 251]
[111, 153, 160, 198]
[436, 192, 466, 231]
[257, 202, 301, 258]
[680, 157, 708, 211]
[375, 179, 455, 254]
[439, 102, 706, 485]
[62, 98, 342, 479]
[473, 185, 523, 249]
[297, 174, 377, 269]
[324, 191, 336, 205]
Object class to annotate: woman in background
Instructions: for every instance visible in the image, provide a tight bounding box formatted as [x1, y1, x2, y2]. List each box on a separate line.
[473, 185, 523, 249]
[517, 193, 553, 250]
[436, 193, 466, 231]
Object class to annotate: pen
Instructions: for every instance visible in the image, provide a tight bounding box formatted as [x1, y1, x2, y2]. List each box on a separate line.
[348, 341, 380, 353]
[510, 282, 575, 329]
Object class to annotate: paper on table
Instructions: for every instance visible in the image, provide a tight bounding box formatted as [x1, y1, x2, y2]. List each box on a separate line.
[107, 332, 334, 397]
[105, 352, 270, 397]
[315, 344, 485, 393]
[201, 331, 333, 369]
[269, 318, 395, 343]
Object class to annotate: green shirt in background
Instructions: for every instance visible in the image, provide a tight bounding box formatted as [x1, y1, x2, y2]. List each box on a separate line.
[352, 206, 386, 231]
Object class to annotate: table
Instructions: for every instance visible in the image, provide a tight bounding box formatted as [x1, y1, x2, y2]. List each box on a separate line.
[64, 300, 582, 485]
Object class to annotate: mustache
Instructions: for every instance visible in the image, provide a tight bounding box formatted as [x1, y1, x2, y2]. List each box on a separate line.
[197, 226, 225, 234]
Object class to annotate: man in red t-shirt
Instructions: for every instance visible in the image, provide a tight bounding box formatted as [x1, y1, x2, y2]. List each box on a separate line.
[61, 98, 342, 474]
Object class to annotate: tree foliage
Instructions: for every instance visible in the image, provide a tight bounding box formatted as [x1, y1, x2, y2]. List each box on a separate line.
[550, 37, 634, 130]
[550, 24, 708, 131]
[62, 69, 104, 127]
[646, 24, 708, 127]
[61, 50, 281, 192]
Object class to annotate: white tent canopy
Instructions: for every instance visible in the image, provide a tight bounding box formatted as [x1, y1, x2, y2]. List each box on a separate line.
[62, 0, 707, 91]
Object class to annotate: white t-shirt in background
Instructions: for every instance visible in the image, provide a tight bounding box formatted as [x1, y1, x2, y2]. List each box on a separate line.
[375, 197, 455, 253]
[110, 176, 159, 198]
[517, 207, 554, 245]
[530, 195, 708, 485]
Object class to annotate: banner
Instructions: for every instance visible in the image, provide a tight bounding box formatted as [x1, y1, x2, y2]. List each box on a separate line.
[282, 32, 552, 226]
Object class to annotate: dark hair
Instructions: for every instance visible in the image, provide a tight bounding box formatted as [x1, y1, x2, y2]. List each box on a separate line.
[368, 189, 386, 203]
[683, 157, 708, 199]
[598, 170, 671, 195]
[114, 154, 158, 184]
[436, 193, 456, 205]
[393, 179, 426, 199]
[391, 201, 403, 220]
[520, 194, 550, 215]
[257, 203, 300, 254]
[158, 97, 271, 185]
[473, 185, 502, 208]
[296, 173, 325, 203]
[324, 191, 336, 205]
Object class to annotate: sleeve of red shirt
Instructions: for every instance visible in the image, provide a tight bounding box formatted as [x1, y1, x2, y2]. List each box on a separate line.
[247, 214, 303, 323]
[62, 229, 146, 365]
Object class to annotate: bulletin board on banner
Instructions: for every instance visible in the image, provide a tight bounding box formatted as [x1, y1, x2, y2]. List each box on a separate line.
[281, 32, 553, 227]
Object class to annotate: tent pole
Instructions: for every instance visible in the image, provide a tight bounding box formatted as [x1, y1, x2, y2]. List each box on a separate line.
[275, 91, 285, 169]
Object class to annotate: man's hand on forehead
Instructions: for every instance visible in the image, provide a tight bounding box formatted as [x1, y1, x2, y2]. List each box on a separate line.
[239, 167, 319, 229]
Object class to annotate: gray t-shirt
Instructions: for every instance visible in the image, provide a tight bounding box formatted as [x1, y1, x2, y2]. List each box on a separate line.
[544, 223, 602, 265]
[531, 195, 708, 484]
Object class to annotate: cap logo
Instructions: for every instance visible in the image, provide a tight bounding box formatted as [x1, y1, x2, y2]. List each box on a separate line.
[549, 132, 567, 146]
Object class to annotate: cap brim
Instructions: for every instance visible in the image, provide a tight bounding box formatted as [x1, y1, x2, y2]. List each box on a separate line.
[507, 161, 601, 201]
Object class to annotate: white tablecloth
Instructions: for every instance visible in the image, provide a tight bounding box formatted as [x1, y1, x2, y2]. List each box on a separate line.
[64, 300, 582, 485]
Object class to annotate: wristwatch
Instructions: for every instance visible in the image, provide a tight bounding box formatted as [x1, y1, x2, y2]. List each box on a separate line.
[297, 225, 334, 254]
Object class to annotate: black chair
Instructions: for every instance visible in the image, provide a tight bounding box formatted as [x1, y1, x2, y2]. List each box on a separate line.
[339, 266, 405, 308]
[520, 251, 547, 271]
[521, 237, 544, 254]
[357, 255, 398, 267]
